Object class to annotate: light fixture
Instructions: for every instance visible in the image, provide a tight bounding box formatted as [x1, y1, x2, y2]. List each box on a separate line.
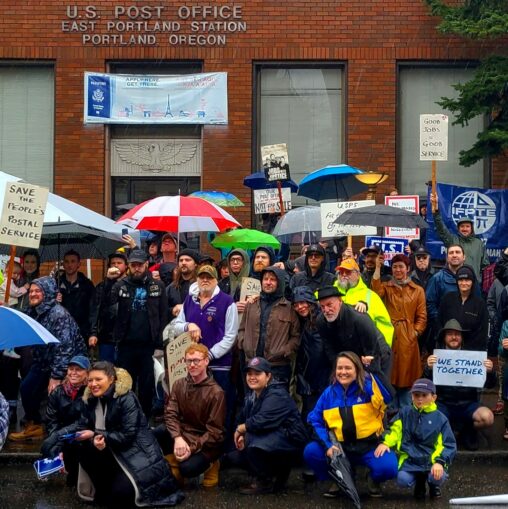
[354, 171, 389, 200]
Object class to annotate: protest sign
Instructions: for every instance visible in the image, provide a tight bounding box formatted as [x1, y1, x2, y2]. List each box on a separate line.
[384, 195, 420, 239]
[420, 114, 448, 161]
[240, 277, 261, 302]
[433, 349, 487, 389]
[165, 332, 192, 391]
[0, 182, 48, 249]
[253, 188, 292, 215]
[365, 236, 409, 266]
[261, 143, 290, 182]
[321, 200, 376, 237]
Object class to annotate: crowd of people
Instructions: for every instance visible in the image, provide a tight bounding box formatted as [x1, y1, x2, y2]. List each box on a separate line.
[0, 192, 507, 506]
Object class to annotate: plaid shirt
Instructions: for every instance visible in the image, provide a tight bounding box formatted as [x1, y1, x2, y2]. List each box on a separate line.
[482, 263, 496, 295]
[0, 392, 9, 451]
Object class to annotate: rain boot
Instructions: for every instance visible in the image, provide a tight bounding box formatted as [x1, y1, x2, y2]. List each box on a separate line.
[202, 460, 220, 488]
[164, 454, 184, 486]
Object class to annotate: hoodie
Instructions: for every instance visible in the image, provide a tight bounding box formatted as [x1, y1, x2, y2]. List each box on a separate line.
[290, 247, 335, 292]
[29, 276, 87, 380]
[218, 248, 250, 300]
[249, 246, 276, 280]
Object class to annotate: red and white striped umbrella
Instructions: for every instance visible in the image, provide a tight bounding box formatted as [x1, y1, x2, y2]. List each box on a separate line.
[116, 195, 241, 233]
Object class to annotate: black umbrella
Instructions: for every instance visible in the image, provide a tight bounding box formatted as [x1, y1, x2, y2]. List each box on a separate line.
[334, 204, 428, 229]
[328, 434, 362, 509]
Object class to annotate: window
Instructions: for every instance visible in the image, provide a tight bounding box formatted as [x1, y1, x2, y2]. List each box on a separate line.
[257, 65, 344, 206]
[398, 65, 485, 195]
[0, 65, 54, 188]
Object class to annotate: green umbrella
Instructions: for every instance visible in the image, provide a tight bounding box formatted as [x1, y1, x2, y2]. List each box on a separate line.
[211, 228, 280, 250]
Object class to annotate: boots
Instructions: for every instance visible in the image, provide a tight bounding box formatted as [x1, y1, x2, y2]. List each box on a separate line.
[413, 472, 427, 499]
[8, 421, 45, 441]
[164, 454, 184, 486]
[202, 460, 220, 488]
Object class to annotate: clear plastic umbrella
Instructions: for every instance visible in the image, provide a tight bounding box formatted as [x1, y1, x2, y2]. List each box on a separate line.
[272, 206, 321, 244]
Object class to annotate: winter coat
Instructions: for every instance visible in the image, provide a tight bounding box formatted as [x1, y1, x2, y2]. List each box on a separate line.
[110, 273, 168, 349]
[316, 303, 382, 375]
[77, 368, 183, 507]
[335, 276, 394, 348]
[437, 291, 489, 351]
[58, 271, 95, 339]
[426, 266, 461, 321]
[381, 402, 456, 471]
[41, 382, 86, 457]
[89, 277, 119, 344]
[290, 255, 335, 292]
[167, 278, 194, 317]
[164, 373, 226, 462]
[372, 278, 427, 388]
[410, 267, 436, 290]
[28, 277, 87, 380]
[237, 381, 308, 453]
[295, 306, 330, 396]
[308, 373, 391, 455]
[433, 210, 489, 281]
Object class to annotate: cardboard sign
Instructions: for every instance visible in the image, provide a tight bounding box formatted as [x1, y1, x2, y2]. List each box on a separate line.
[384, 195, 420, 239]
[253, 188, 292, 215]
[261, 143, 290, 182]
[432, 349, 487, 389]
[165, 332, 192, 391]
[239, 277, 261, 302]
[321, 200, 376, 237]
[365, 236, 409, 266]
[0, 182, 48, 248]
[420, 114, 448, 161]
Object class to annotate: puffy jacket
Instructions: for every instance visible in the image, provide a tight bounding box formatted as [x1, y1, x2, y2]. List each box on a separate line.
[238, 381, 308, 453]
[76, 369, 183, 507]
[165, 373, 226, 462]
[335, 277, 394, 348]
[381, 402, 456, 471]
[29, 277, 87, 380]
[308, 373, 391, 455]
[433, 210, 490, 281]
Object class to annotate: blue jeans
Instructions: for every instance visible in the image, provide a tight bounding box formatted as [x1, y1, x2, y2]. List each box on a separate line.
[303, 441, 398, 482]
[20, 365, 49, 423]
[397, 469, 448, 488]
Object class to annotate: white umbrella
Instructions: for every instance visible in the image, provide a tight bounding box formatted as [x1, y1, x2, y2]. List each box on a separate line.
[272, 206, 321, 244]
[0, 171, 140, 261]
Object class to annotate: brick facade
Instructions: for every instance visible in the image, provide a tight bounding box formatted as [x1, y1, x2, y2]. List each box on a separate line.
[1, 1, 507, 226]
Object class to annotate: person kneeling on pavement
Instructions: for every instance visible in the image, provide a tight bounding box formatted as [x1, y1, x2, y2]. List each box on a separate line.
[225, 357, 308, 495]
[374, 378, 456, 500]
[304, 351, 398, 498]
[154, 343, 226, 488]
[423, 319, 495, 451]
[40, 355, 90, 487]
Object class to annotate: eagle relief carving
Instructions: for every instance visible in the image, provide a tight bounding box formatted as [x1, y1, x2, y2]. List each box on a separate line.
[115, 142, 197, 172]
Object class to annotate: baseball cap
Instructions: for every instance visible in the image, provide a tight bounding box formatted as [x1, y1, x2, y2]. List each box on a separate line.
[128, 249, 148, 264]
[362, 246, 380, 256]
[307, 244, 326, 256]
[245, 357, 272, 373]
[108, 251, 128, 263]
[456, 217, 473, 227]
[414, 246, 430, 257]
[410, 378, 436, 395]
[197, 265, 218, 279]
[316, 285, 341, 300]
[68, 355, 91, 370]
[336, 258, 360, 272]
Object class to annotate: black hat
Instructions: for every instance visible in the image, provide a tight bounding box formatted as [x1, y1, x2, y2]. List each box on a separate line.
[245, 357, 272, 373]
[177, 248, 200, 264]
[456, 265, 476, 281]
[292, 286, 317, 304]
[108, 251, 128, 263]
[316, 285, 341, 300]
[361, 246, 380, 256]
[307, 244, 326, 256]
[128, 249, 148, 264]
[414, 246, 430, 257]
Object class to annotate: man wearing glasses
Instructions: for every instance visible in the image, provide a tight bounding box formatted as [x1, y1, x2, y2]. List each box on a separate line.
[161, 343, 226, 488]
[290, 244, 335, 292]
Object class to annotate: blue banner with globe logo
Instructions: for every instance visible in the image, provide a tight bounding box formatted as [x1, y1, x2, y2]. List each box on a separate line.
[426, 183, 508, 261]
[86, 74, 111, 119]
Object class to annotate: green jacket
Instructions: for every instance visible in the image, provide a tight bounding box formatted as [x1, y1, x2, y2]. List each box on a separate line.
[333, 277, 394, 347]
[433, 210, 489, 280]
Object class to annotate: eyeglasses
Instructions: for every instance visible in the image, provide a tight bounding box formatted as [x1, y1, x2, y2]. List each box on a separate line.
[337, 269, 357, 277]
[184, 358, 205, 366]
[308, 253, 323, 258]
[230, 257, 243, 264]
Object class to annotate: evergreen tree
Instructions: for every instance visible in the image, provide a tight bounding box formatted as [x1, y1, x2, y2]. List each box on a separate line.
[425, 0, 508, 166]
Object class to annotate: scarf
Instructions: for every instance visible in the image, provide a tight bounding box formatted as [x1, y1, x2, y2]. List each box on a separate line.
[62, 379, 85, 400]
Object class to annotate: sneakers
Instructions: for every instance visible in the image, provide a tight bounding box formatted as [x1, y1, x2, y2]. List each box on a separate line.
[8, 422, 45, 441]
[429, 483, 441, 498]
[239, 478, 273, 495]
[492, 400, 504, 416]
[202, 460, 220, 488]
[413, 473, 427, 499]
[366, 474, 383, 498]
[2, 348, 20, 359]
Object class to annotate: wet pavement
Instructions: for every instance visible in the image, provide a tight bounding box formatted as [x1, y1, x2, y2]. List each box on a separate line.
[0, 457, 507, 509]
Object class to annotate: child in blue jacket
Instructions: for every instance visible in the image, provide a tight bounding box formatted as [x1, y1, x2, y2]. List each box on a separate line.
[374, 378, 456, 499]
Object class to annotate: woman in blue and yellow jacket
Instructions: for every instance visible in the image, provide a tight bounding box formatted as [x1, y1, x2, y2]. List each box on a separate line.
[304, 351, 398, 495]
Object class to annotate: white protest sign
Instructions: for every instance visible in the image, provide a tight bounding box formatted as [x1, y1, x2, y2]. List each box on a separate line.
[384, 195, 420, 239]
[420, 114, 448, 161]
[432, 349, 487, 388]
[253, 188, 292, 215]
[165, 332, 192, 391]
[240, 277, 261, 302]
[0, 182, 48, 249]
[320, 200, 376, 237]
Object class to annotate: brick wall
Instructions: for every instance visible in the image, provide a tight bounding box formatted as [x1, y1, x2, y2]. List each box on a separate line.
[1, 0, 507, 226]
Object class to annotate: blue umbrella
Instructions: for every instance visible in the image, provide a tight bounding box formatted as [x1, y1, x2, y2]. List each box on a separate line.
[297, 164, 368, 201]
[243, 171, 299, 192]
[0, 307, 60, 350]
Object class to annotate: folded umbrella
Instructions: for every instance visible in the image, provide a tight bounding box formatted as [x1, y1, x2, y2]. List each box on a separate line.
[334, 204, 428, 229]
[0, 307, 60, 350]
